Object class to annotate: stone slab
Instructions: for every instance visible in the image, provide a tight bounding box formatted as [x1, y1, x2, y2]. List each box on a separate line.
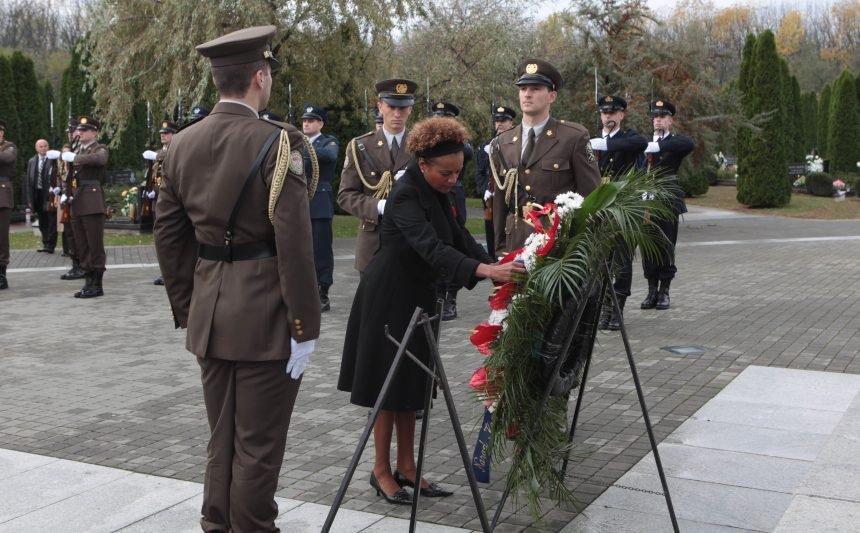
[714, 366, 860, 412]
[276, 501, 380, 532]
[562, 504, 761, 533]
[774, 495, 860, 533]
[0, 448, 57, 480]
[362, 516, 476, 532]
[631, 442, 810, 493]
[690, 398, 844, 435]
[0, 472, 201, 532]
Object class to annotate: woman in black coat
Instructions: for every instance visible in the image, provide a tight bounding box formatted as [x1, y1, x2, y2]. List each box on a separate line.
[338, 117, 524, 504]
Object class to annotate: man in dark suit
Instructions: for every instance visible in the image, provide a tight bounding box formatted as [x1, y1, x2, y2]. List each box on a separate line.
[63, 116, 109, 298]
[475, 105, 516, 259]
[302, 105, 338, 312]
[154, 26, 320, 532]
[26, 139, 60, 253]
[640, 99, 694, 310]
[338, 78, 416, 273]
[490, 59, 600, 255]
[588, 95, 647, 329]
[0, 119, 16, 290]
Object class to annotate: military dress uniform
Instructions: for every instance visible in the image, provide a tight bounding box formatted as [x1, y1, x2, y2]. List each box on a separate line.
[68, 116, 109, 298]
[0, 119, 17, 290]
[302, 105, 339, 309]
[337, 78, 416, 272]
[490, 60, 600, 255]
[589, 95, 648, 329]
[153, 26, 321, 533]
[143, 120, 177, 286]
[640, 100, 694, 310]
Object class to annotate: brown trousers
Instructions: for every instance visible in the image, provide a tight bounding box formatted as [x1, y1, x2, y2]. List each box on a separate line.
[0, 207, 9, 265]
[198, 357, 301, 533]
[71, 213, 105, 272]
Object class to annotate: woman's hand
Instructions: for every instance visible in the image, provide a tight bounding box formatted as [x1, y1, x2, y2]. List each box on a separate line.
[476, 260, 526, 283]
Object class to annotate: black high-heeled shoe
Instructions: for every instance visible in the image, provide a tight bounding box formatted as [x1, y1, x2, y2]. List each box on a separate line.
[393, 470, 454, 497]
[370, 473, 412, 505]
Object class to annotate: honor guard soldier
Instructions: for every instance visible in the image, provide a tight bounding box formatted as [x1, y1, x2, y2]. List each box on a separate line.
[302, 104, 339, 312]
[338, 78, 416, 273]
[589, 95, 647, 330]
[429, 100, 473, 320]
[0, 119, 17, 290]
[142, 120, 177, 285]
[475, 105, 516, 259]
[489, 59, 600, 255]
[62, 115, 109, 298]
[154, 26, 320, 532]
[58, 119, 85, 278]
[640, 99, 694, 310]
[189, 104, 210, 124]
[260, 110, 283, 121]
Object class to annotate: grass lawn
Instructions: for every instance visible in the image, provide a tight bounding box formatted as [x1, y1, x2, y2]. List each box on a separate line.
[11, 230, 155, 250]
[687, 184, 860, 220]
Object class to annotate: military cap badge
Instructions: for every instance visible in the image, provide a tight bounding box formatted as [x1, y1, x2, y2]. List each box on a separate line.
[497, 106, 504, 112]
[80, 117, 88, 125]
[604, 96, 613, 102]
[306, 106, 313, 113]
[162, 121, 168, 129]
[526, 63, 538, 74]
[396, 83, 407, 94]
[436, 102, 445, 109]
[655, 101, 664, 107]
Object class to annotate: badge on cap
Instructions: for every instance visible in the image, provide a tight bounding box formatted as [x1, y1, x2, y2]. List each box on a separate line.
[396, 83, 407, 94]
[655, 101, 664, 107]
[526, 63, 538, 74]
[162, 121, 168, 129]
[80, 117, 88, 125]
[436, 102, 445, 109]
[263, 50, 271, 59]
[604, 96, 613, 103]
[497, 106, 504, 112]
[306, 107, 313, 113]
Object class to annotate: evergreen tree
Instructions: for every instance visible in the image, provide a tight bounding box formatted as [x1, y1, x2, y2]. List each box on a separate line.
[790, 76, 804, 161]
[735, 34, 757, 159]
[801, 91, 817, 155]
[827, 70, 860, 173]
[109, 101, 148, 171]
[0, 54, 22, 201]
[737, 30, 791, 207]
[817, 84, 831, 158]
[10, 52, 44, 182]
[59, 44, 95, 126]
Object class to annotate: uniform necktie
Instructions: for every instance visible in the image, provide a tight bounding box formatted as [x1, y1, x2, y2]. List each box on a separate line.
[522, 128, 535, 167]
[390, 137, 400, 164]
[37, 157, 44, 188]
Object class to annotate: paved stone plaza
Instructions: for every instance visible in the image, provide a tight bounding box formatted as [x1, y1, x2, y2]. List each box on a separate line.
[1, 205, 859, 531]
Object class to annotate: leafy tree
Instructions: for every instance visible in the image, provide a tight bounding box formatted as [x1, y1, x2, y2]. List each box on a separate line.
[775, 11, 804, 57]
[827, 69, 859, 173]
[737, 30, 790, 207]
[817, 84, 831, 156]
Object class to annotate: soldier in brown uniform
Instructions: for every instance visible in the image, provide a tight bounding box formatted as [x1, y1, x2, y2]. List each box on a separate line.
[142, 120, 177, 286]
[489, 59, 600, 255]
[0, 119, 17, 290]
[337, 78, 416, 272]
[61, 116, 109, 298]
[154, 26, 320, 533]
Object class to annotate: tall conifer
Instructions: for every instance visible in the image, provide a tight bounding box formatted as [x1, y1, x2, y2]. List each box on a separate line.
[817, 84, 831, 158]
[827, 70, 859, 173]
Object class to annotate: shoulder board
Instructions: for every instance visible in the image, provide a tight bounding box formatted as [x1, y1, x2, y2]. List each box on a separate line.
[353, 131, 375, 141]
[175, 117, 206, 134]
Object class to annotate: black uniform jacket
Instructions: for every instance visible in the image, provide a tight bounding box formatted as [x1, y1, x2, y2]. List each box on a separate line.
[652, 132, 695, 214]
[599, 128, 647, 179]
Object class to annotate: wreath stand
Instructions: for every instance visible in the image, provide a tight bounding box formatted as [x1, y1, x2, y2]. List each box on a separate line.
[322, 304, 492, 533]
[488, 265, 679, 532]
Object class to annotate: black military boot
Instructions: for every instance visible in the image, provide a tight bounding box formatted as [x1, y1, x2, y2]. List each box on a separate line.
[598, 293, 613, 330]
[61, 257, 86, 280]
[319, 285, 331, 312]
[0, 265, 8, 290]
[153, 276, 164, 286]
[640, 279, 659, 309]
[442, 292, 457, 321]
[79, 271, 104, 298]
[608, 295, 627, 331]
[74, 272, 93, 298]
[656, 280, 671, 310]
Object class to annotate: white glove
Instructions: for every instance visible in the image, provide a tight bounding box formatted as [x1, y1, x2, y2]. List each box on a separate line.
[644, 141, 660, 154]
[46, 150, 61, 160]
[483, 144, 492, 155]
[483, 189, 492, 202]
[51, 187, 62, 195]
[142, 150, 158, 161]
[61, 152, 76, 163]
[394, 169, 406, 181]
[589, 137, 607, 151]
[377, 199, 386, 215]
[287, 338, 315, 379]
[60, 194, 71, 205]
[146, 190, 157, 199]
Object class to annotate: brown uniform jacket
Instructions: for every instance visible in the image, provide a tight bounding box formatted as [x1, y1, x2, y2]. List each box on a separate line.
[71, 141, 109, 216]
[154, 101, 320, 361]
[490, 117, 600, 254]
[0, 140, 17, 208]
[337, 128, 411, 272]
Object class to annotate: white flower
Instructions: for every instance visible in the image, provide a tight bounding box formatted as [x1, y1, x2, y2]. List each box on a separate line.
[488, 308, 508, 325]
[517, 232, 550, 272]
[554, 191, 584, 218]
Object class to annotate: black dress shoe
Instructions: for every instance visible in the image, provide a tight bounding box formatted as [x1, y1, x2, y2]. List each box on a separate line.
[36, 248, 46, 253]
[61, 269, 86, 280]
[44, 248, 54, 254]
[153, 276, 164, 286]
[370, 473, 412, 505]
[393, 470, 453, 497]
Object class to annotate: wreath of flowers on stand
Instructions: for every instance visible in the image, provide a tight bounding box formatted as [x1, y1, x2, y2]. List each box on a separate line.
[468, 172, 676, 524]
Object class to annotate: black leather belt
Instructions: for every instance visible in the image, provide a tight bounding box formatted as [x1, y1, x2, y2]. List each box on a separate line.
[77, 179, 101, 185]
[198, 240, 277, 262]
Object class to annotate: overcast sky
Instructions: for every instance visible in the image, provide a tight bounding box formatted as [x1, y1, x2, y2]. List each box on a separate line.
[534, 0, 833, 18]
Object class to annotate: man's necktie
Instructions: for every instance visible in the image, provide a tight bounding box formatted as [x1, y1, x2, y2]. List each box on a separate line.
[37, 158, 44, 189]
[390, 137, 400, 164]
[522, 128, 535, 167]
